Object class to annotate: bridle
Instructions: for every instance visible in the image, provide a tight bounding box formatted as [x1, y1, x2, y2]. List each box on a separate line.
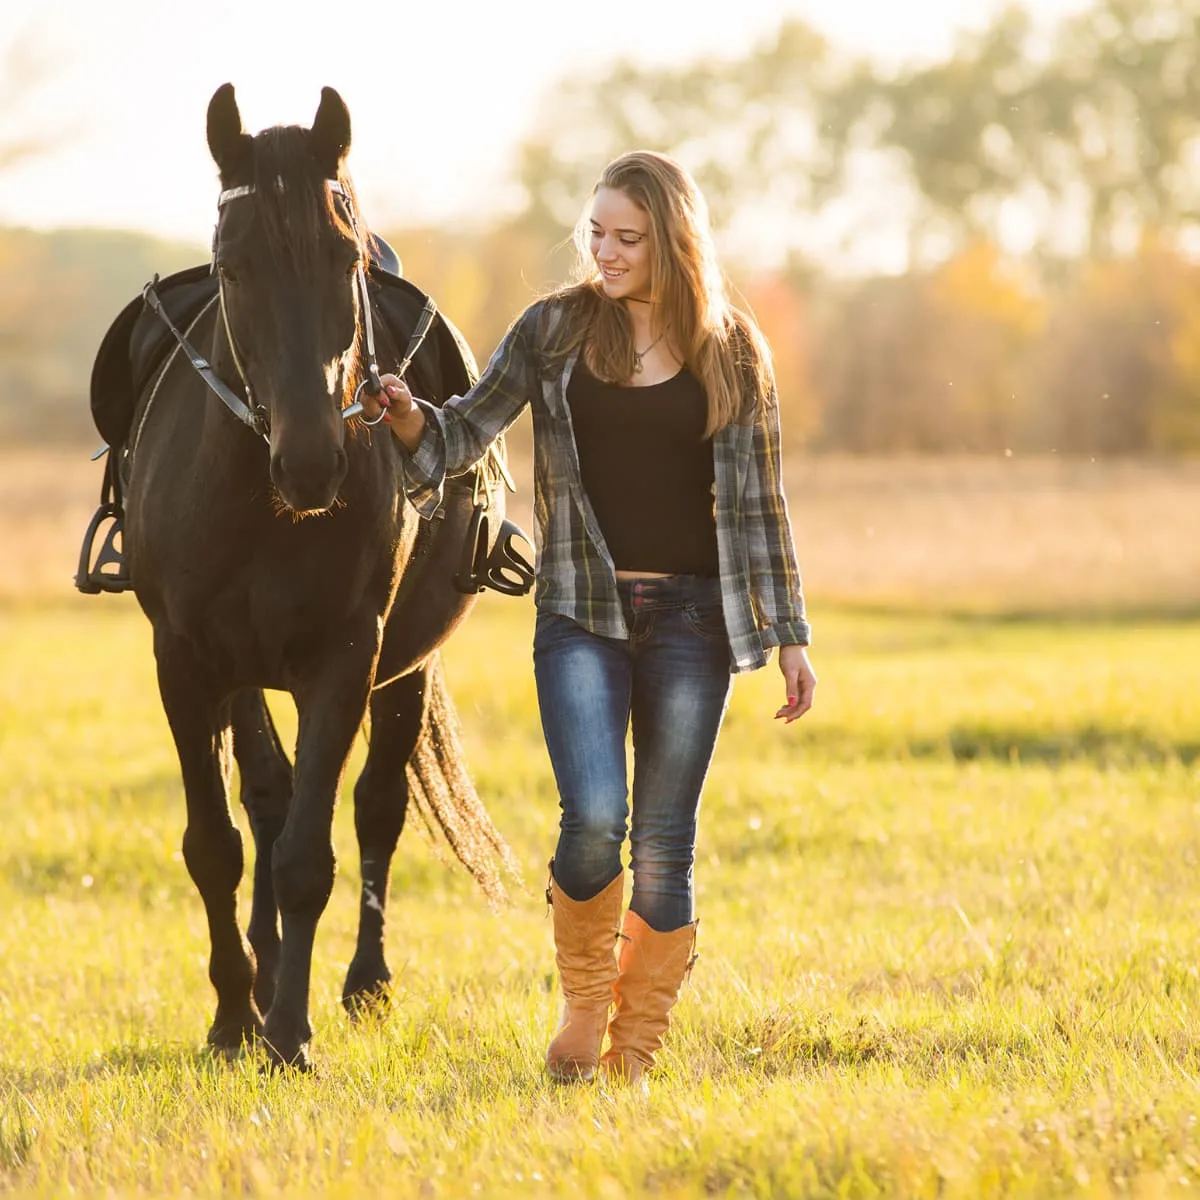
[142, 176, 435, 443]
[213, 177, 384, 437]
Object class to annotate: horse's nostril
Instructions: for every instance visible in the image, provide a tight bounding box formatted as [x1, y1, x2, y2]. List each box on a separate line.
[271, 452, 290, 488]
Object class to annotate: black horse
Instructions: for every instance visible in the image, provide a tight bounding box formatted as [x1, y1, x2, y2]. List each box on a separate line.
[88, 84, 526, 1069]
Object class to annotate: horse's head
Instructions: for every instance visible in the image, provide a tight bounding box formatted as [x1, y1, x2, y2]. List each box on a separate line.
[206, 83, 369, 514]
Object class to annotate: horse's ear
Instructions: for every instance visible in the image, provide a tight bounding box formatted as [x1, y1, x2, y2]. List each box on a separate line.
[207, 82, 251, 180]
[310, 87, 351, 176]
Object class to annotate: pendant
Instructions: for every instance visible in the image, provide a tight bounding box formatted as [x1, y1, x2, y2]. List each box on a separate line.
[633, 354, 644, 373]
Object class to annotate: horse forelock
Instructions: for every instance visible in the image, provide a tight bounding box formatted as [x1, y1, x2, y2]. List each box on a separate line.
[240, 126, 368, 272]
[223, 124, 373, 411]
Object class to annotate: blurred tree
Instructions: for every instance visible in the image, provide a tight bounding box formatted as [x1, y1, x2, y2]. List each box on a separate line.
[812, 273, 942, 451]
[867, 0, 1200, 261]
[514, 0, 1200, 271]
[814, 243, 1044, 451]
[7, 0, 1200, 457]
[512, 19, 856, 248]
[0, 228, 203, 443]
[1164, 276, 1200, 450]
[860, 6, 1054, 263]
[925, 243, 1046, 449]
[1031, 238, 1195, 452]
[735, 271, 821, 450]
[387, 219, 565, 360]
[1048, 0, 1200, 258]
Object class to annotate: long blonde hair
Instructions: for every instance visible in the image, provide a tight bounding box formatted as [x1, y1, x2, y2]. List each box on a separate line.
[546, 151, 773, 435]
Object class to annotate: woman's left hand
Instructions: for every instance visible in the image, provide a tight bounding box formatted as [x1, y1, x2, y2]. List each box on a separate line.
[775, 644, 816, 724]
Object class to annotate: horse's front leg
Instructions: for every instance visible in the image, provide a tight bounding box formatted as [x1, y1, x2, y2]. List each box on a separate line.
[342, 666, 426, 1013]
[263, 628, 379, 1070]
[231, 688, 293, 1016]
[154, 631, 263, 1052]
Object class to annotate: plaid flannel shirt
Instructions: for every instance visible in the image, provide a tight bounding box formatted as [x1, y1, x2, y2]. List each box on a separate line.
[399, 298, 811, 673]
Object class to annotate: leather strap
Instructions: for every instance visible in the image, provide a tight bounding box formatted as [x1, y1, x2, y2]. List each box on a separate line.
[141, 276, 268, 440]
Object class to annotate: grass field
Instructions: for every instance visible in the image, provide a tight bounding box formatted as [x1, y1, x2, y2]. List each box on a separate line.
[1, 451, 1198, 1197]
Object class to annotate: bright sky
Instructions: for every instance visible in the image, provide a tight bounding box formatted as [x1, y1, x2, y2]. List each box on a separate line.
[1, 0, 1091, 254]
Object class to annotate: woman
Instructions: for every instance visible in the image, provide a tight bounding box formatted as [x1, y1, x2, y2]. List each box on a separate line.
[366, 151, 816, 1092]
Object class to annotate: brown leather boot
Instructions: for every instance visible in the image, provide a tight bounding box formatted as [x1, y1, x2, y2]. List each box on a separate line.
[600, 910, 698, 1095]
[545, 866, 624, 1082]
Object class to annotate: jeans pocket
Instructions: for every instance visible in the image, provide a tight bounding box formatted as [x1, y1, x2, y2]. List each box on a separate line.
[533, 610, 580, 658]
[683, 599, 727, 642]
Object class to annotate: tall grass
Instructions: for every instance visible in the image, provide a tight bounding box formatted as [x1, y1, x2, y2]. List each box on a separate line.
[2, 450, 1198, 1195]
[1, 591, 1198, 1196]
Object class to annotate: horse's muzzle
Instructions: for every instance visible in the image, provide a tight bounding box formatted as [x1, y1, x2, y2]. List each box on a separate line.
[270, 443, 348, 513]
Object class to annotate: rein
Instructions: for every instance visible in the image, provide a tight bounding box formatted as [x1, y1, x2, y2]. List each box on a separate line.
[142, 178, 437, 441]
[142, 280, 268, 440]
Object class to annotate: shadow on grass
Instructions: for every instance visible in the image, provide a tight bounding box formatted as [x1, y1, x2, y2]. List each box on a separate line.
[0, 1041, 226, 1095]
[702, 1010, 1051, 1082]
[810, 722, 1199, 766]
[828, 600, 1200, 627]
[927, 722, 1198, 766]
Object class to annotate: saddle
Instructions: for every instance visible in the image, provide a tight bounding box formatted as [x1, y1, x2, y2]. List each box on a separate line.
[75, 253, 534, 598]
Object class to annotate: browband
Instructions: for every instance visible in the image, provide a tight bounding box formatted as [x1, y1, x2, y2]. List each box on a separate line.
[217, 179, 346, 206]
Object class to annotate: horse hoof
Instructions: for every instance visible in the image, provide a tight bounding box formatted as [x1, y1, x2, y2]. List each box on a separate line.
[262, 1041, 313, 1074]
[342, 983, 392, 1021]
[261, 1017, 313, 1073]
[342, 960, 392, 1020]
[207, 1013, 264, 1055]
[205, 1042, 244, 1065]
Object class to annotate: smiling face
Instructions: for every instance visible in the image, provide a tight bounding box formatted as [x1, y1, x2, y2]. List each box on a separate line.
[589, 186, 653, 303]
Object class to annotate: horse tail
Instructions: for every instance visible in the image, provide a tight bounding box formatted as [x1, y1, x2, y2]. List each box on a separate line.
[406, 652, 523, 908]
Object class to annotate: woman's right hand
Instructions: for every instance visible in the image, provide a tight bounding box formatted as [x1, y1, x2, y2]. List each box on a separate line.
[377, 372, 414, 417]
[371, 372, 427, 450]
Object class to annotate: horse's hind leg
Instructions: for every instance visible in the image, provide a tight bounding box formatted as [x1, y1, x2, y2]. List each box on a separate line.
[342, 667, 424, 1013]
[231, 688, 292, 1016]
[155, 632, 262, 1052]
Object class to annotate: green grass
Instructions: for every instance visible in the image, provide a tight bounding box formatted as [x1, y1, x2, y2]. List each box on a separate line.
[1, 594, 1199, 1197]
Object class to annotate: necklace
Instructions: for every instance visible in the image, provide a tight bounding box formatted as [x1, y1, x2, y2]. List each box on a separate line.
[633, 331, 666, 373]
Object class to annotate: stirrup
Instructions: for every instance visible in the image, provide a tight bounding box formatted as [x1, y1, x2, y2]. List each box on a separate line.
[453, 504, 535, 597]
[485, 518, 536, 596]
[75, 502, 131, 594]
[75, 447, 132, 594]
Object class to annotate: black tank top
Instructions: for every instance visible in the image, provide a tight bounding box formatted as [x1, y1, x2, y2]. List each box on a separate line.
[567, 358, 719, 576]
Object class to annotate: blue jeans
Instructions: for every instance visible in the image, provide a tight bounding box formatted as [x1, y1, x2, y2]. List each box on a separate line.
[532, 574, 733, 932]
